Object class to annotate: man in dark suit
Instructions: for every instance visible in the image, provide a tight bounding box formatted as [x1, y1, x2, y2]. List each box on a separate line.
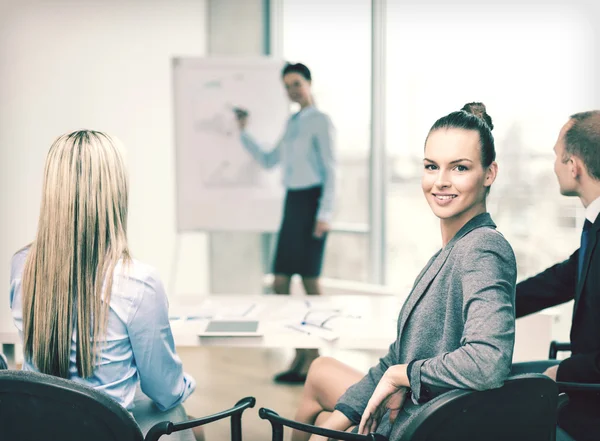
[514, 110, 600, 441]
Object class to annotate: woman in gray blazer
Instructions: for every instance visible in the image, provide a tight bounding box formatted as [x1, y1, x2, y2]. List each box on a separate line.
[291, 103, 517, 441]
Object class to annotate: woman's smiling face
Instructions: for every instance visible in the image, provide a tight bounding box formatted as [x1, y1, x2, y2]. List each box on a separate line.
[422, 128, 495, 224]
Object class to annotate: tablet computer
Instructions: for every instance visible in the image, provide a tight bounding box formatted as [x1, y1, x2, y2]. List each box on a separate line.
[198, 320, 262, 337]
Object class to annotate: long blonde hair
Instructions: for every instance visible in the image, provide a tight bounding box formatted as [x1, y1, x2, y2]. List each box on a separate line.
[22, 130, 130, 378]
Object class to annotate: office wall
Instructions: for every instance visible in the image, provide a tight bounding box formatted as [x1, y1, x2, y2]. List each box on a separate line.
[208, 0, 266, 55]
[206, 0, 270, 294]
[0, 0, 208, 334]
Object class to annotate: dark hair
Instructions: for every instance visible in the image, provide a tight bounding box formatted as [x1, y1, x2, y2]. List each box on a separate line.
[564, 110, 600, 180]
[426, 102, 496, 167]
[282, 62, 311, 81]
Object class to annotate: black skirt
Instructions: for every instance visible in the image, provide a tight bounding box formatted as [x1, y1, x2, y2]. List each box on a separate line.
[272, 186, 327, 277]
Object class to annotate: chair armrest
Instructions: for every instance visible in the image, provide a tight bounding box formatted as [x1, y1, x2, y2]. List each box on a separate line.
[145, 396, 256, 441]
[557, 393, 570, 412]
[556, 383, 600, 413]
[258, 407, 388, 441]
[556, 382, 600, 393]
[549, 341, 572, 360]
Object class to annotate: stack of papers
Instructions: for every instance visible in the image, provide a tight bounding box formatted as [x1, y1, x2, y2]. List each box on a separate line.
[284, 308, 348, 342]
[285, 323, 340, 342]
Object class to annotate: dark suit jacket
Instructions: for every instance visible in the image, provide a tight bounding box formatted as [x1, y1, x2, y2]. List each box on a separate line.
[516, 214, 600, 440]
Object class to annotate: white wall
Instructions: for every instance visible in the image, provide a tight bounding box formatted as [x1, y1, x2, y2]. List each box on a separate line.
[0, 0, 208, 333]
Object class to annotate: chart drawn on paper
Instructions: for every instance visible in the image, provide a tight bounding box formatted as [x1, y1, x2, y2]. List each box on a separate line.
[192, 82, 268, 188]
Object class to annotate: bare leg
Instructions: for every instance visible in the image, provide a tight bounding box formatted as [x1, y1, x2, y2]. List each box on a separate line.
[291, 357, 363, 441]
[314, 411, 332, 426]
[301, 277, 322, 295]
[273, 274, 318, 375]
[186, 416, 206, 441]
[191, 425, 205, 441]
[273, 274, 299, 369]
[272, 274, 306, 376]
[294, 277, 323, 374]
[273, 275, 291, 295]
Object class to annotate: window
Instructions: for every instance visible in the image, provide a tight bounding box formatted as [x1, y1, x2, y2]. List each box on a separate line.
[277, 0, 596, 289]
[385, 0, 594, 290]
[282, 0, 372, 281]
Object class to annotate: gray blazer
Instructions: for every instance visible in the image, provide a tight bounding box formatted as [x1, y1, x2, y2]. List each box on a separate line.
[335, 213, 517, 440]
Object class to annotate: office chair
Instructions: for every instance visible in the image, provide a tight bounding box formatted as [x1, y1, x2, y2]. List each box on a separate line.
[398, 374, 559, 441]
[0, 370, 255, 441]
[549, 340, 573, 360]
[260, 375, 560, 441]
[548, 340, 600, 406]
[259, 407, 388, 441]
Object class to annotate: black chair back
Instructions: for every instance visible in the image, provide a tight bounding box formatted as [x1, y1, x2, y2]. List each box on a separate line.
[0, 369, 144, 441]
[399, 374, 559, 441]
[0, 370, 257, 441]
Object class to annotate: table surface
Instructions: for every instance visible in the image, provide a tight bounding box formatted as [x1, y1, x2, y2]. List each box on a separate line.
[168, 294, 401, 350]
[1, 293, 561, 359]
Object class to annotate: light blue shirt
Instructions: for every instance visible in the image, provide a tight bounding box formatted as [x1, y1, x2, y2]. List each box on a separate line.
[241, 106, 336, 222]
[9, 248, 195, 412]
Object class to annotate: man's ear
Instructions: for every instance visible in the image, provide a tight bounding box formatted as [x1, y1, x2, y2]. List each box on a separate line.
[571, 156, 584, 179]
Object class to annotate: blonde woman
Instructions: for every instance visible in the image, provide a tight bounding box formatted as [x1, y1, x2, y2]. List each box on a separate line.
[9, 130, 201, 441]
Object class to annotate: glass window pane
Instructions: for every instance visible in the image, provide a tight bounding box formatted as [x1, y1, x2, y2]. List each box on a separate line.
[283, 0, 371, 281]
[385, 1, 595, 290]
[324, 232, 370, 282]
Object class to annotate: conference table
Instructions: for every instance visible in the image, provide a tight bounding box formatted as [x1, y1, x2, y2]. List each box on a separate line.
[168, 294, 400, 350]
[1, 293, 558, 367]
[0, 294, 401, 367]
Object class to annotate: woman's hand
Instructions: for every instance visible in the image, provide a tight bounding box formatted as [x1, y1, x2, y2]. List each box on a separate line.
[313, 220, 330, 239]
[358, 365, 410, 435]
[303, 410, 352, 441]
[233, 107, 249, 130]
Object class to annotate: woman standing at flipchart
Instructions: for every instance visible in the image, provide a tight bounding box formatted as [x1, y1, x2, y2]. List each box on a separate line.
[235, 62, 336, 384]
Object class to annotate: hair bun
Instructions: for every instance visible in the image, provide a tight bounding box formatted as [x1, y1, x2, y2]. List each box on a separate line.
[461, 102, 494, 131]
